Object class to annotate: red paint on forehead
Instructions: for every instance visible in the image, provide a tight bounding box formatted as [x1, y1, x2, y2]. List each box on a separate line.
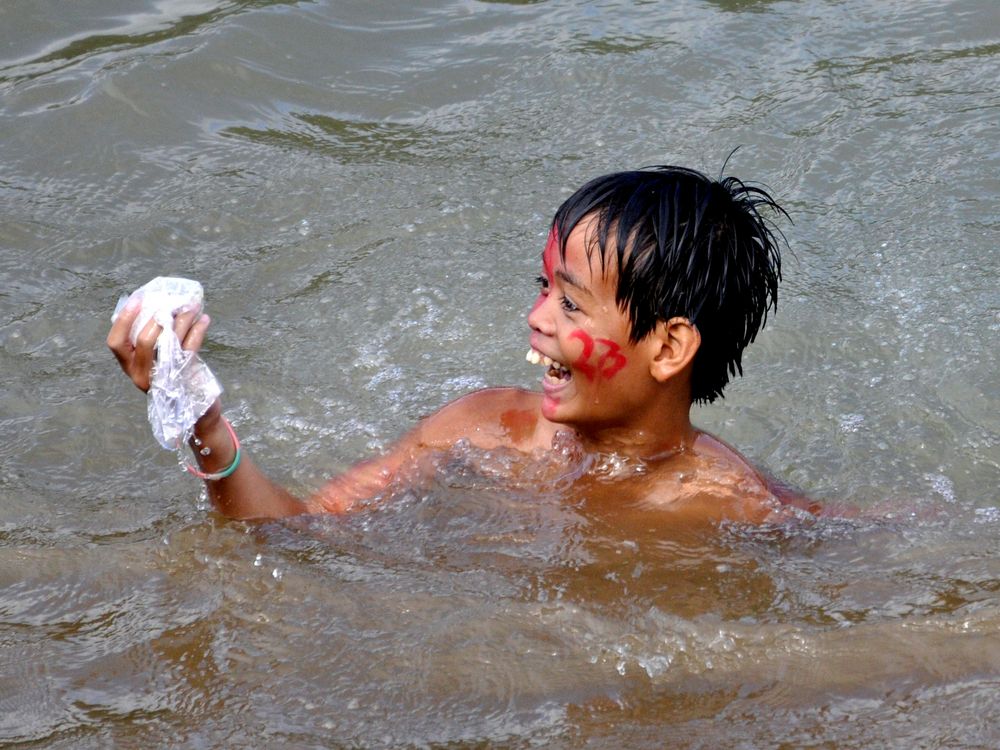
[542, 227, 559, 279]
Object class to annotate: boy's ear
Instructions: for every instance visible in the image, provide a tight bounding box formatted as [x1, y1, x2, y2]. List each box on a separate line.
[647, 317, 700, 382]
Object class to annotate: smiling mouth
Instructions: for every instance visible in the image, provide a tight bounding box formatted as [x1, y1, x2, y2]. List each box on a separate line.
[526, 348, 572, 384]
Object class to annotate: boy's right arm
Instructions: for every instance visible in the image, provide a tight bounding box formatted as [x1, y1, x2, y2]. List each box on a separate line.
[106, 299, 422, 521]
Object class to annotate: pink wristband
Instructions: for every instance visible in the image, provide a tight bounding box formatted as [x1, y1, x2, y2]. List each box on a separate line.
[184, 417, 241, 481]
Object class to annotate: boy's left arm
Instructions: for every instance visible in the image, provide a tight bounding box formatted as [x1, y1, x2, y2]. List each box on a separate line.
[306, 389, 510, 514]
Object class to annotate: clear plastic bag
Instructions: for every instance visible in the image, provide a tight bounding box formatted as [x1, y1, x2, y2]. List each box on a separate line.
[112, 277, 223, 449]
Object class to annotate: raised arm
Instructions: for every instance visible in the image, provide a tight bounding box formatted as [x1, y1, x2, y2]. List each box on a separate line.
[107, 298, 418, 521]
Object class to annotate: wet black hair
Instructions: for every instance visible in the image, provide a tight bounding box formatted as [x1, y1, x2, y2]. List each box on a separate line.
[551, 164, 786, 404]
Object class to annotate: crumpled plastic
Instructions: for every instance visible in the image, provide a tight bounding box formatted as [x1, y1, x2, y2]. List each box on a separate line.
[112, 277, 223, 449]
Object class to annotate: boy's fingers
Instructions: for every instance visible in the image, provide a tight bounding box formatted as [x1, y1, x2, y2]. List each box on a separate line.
[130, 318, 161, 391]
[108, 298, 212, 392]
[182, 314, 210, 353]
[131, 341, 154, 392]
[106, 300, 139, 354]
[172, 305, 201, 341]
[134, 317, 162, 351]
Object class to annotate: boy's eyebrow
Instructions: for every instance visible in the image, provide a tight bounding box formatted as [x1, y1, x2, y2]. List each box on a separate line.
[555, 269, 593, 297]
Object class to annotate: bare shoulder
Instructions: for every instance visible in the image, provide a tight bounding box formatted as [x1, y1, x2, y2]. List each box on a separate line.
[634, 431, 824, 522]
[690, 431, 768, 479]
[691, 432, 824, 515]
[637, 431, 783, 523]
[411, 387, 543, 451]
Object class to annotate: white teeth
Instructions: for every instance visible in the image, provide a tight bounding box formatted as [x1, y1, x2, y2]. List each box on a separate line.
[526, 348, 563, 370]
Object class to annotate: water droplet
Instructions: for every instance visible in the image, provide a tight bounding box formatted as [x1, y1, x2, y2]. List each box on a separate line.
[975, 507, 1000, 524]
[839, 414, 864, 432]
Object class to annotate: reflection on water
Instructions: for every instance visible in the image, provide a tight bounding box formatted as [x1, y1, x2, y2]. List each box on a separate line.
[223, 113, 461, 163]
[0, 1, 300, 88]
[2, 0, 999, 745]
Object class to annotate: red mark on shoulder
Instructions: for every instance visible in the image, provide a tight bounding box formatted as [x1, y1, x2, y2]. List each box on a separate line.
[569, 329, 627, 381]
[500, 408, 537, 445]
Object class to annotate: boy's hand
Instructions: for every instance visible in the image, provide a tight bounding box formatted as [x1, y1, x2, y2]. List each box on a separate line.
[106, 298, 211, 393]
[106, 294, 305, 521]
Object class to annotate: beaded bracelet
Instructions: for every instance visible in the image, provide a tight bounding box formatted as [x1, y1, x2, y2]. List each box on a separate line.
[184, 417, 241, 481]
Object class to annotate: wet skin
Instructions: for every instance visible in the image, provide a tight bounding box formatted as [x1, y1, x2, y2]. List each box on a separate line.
[309, 217, 797, 523]
[108, 216, 803, 523]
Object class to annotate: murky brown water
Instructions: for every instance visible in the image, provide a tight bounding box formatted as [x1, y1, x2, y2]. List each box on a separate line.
[2, 0, 999, 746]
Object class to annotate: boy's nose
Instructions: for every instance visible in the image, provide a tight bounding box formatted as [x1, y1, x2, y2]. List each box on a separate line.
[527, 293, 555, 335]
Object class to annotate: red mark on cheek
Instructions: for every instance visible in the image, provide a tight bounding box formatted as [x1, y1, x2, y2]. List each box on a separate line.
[569, 330, 627, 381]
[529, 293, 545, 317]
[597, 340, 628, 379]
[570, 330, 597, 380]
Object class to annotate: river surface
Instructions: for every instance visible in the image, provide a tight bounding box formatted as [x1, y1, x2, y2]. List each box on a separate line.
[1, 0, 999, 747]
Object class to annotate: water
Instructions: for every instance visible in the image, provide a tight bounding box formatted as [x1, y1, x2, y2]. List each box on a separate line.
[1, 0, 999, 745]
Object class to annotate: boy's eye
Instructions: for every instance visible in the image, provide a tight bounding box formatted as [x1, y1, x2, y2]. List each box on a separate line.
[560, 295, 579, 313]
[535, 275, 549, 293]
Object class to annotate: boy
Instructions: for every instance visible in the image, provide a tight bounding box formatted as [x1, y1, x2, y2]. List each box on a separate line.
[108, 164, 809, 523]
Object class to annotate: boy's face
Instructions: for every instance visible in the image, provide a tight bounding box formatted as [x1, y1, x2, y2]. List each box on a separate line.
[526, 216, 664, 432]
